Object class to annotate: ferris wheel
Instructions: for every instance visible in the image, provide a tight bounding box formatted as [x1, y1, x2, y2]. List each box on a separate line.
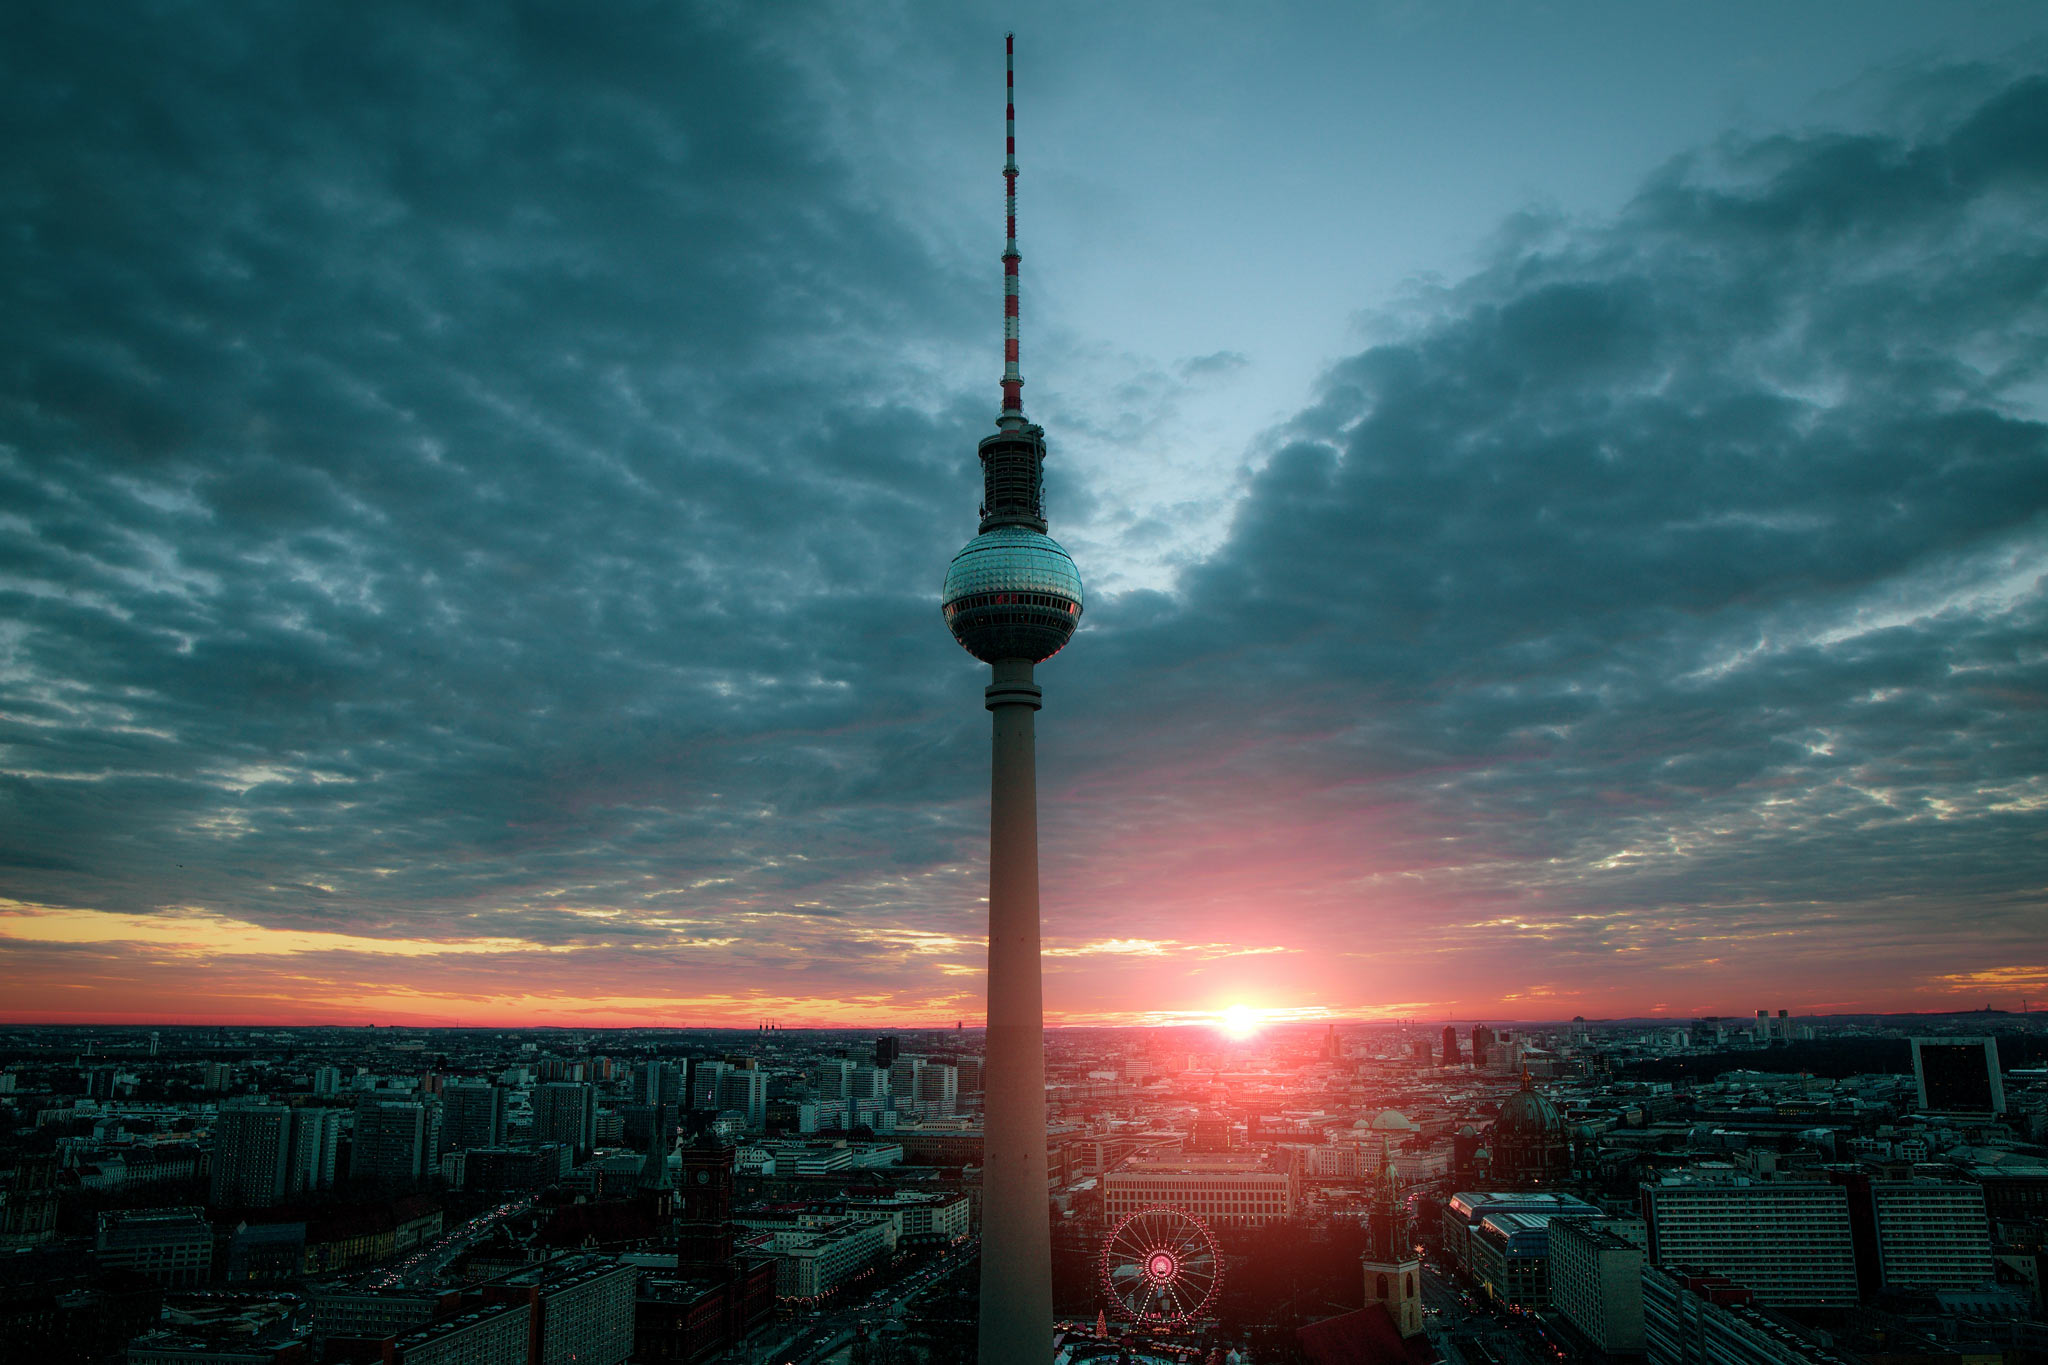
[1099, 1206, 1223, 1324]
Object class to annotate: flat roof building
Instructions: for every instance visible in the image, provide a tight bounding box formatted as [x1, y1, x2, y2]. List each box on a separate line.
[1550, 1217, 1645, 1354]
[389, 1302, 529, 1365]
[483, 1255, 636, 1365]
[1440, 1191, 1598, 1275]
[1642, 1179, 1856, 1308]
[95, 1207, 213, 1288]
[1101, 1154, 1294, 1229]
[1643, 1266, 1858, 1365]
[1871, 1180, 1993, 1291]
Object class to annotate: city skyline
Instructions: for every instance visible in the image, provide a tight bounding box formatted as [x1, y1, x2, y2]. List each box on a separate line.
[5, 4, 2048, 1029]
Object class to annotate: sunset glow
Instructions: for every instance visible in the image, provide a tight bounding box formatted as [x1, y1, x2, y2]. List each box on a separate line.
[3, 8, 2045, 1029]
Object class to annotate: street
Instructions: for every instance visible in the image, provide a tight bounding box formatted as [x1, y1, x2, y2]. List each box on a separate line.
[1421, 1263, 1566, 1365]
[746, 1237, 976, 1365]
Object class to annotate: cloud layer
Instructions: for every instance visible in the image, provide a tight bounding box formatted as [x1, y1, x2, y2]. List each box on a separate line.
[1, 7, 2044, 1023]
[1047, 74, 2048, 1016]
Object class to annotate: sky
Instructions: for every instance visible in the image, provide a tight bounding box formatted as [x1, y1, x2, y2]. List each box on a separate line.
[4, 1, 2048, 1028]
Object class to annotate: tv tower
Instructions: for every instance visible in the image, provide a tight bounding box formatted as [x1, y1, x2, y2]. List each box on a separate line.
[939, 33, 1083, 1363]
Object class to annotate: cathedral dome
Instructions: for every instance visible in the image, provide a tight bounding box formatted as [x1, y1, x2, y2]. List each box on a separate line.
[1370, 1110, 1417, 1131]
[1495, 1078, 1565, 1141]
[1489, 1073, 1571, 1189]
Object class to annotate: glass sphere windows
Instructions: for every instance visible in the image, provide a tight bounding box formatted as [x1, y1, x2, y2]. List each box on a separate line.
[941, 526, 1084, 664]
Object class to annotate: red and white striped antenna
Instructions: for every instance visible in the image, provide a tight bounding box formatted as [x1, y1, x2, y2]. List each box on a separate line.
[999, 32, 1025, 427]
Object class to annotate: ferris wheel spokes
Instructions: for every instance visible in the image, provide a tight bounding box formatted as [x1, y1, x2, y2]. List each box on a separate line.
[1099, 1205, 1222, 1326]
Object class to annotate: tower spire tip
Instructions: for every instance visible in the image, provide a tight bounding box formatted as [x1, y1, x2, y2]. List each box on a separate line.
[999, 34, 1024, 423]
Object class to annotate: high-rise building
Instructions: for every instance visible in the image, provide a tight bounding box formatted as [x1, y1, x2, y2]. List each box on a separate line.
[812, 1059, 854, 1101]
[211, 1104, 291, 1207]
[872, 1036, 899, 1070]
[888, 1056, 925, 1107]
[288, 1107, 342, 1194]
[633, 1061, 683, 1108]
[848, 1065, 889, 1101]
[1870, 1180, 1994, 1290]
[1910, 1037, 2005, 1116]
[936, 35, 1086, 1363]
[353, 1100, 429, 1187]
[921, 1062, 959, 1117]
[533, 1083, 597, 1156]
[1471, 1024, 1497, 1069]
[312, 1066, 342, 1098]
[442, 1080, 506, 1150]
[1642, 1178, 1858, 1306]
[1442, 1026, 1462, 1067]
[1550, 1217, 1646, 1353]
[689, 1060, 730, 1113]
[715, 1069, 768, 1131]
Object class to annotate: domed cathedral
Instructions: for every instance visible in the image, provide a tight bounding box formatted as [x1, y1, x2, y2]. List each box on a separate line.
[1487, 1072, 1571, 1189]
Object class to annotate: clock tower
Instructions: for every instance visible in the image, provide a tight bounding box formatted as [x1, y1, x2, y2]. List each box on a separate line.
[676, 1134, 735, 1276]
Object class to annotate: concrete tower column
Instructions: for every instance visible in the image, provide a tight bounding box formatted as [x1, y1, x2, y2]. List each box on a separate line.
[979, 657, 1051, 1361]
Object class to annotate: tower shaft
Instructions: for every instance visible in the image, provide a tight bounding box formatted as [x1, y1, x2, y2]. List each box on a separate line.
[979, 659, 1052, 1361]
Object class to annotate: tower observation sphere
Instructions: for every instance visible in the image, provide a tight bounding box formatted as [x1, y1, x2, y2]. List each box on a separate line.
[942, 523, 1083, 664]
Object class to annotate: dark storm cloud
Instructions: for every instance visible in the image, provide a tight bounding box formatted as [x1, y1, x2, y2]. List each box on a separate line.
[2, 0, 2044, 1016]
[0, 2, 996, 944]
[1044, 73, 2048, 984]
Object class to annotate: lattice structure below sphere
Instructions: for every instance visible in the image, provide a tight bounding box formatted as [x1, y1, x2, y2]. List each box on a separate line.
[1100, 1206, 1222, 1325]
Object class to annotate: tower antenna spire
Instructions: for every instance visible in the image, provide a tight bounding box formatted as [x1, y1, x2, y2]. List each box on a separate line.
[1000, 32, 1025, 426]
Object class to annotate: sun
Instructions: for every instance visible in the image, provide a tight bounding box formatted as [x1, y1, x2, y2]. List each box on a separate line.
[1219, 1003, 1260, 1039]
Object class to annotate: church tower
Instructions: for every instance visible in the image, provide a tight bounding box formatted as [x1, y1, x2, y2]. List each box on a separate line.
[1363, 1137, 1423, 1337]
